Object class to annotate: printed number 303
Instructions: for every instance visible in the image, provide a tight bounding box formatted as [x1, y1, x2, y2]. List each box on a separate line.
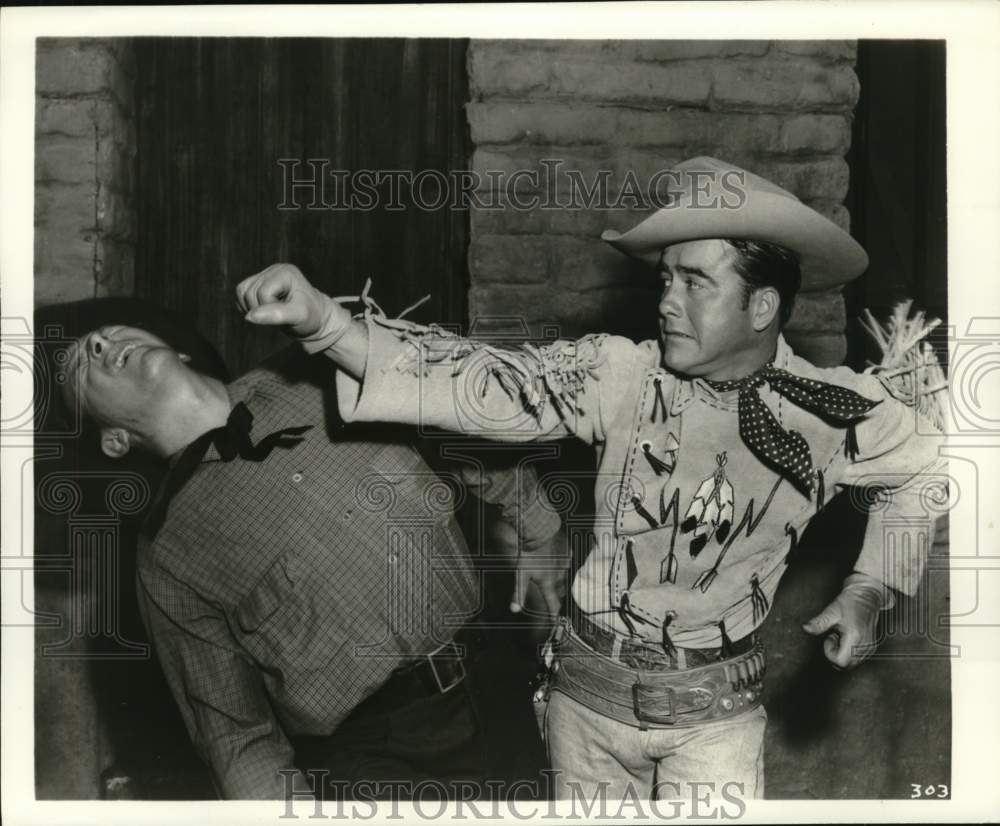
[911, 784, 949, 799]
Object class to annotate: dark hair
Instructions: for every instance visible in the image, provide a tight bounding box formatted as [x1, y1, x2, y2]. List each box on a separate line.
[724, 239, 801, 329]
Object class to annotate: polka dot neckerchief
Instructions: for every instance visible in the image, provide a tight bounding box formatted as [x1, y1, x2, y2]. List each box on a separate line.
[704, 363, 880, 495]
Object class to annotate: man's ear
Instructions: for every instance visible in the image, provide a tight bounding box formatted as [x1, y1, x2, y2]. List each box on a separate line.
[100, 427, 132, 459]
[178, 352, 192, 364]
[750, 286, 780, 332]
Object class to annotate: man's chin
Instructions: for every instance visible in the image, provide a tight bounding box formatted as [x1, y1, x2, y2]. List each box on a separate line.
[661, 359, 693, 377]
[659, 337, 696, 373]
[139, 347, 187, 379]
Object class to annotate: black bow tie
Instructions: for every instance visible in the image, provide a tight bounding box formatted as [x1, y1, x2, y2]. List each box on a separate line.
[141, 402, 311, 540]
[206, 401, 312, 462]
[704, 364, 879, 495]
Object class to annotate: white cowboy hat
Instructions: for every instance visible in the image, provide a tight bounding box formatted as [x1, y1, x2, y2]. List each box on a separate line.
[601, 156, 868, 290]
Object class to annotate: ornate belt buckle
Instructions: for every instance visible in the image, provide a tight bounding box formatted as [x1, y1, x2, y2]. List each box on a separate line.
[632, 681, 677, 726]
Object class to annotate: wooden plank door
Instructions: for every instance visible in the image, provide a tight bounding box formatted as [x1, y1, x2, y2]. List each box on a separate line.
[134, 38, 469, 375]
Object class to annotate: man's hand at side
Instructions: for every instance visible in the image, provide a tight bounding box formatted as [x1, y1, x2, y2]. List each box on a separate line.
[802, 572, 894, 670]
[491, 519, 569, 624]
[512, 530, 569, 621]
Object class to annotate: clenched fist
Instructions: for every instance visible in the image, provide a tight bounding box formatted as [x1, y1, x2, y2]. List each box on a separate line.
[236, 263, 350, 345]
[802, 572, 893, 670]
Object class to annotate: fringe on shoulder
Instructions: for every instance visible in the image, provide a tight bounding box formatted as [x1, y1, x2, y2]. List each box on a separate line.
[860, 299, 949, 433]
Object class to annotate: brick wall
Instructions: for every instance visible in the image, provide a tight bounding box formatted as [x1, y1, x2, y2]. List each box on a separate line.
[35, 38, 136, 306]
[466, 40, 860, 365]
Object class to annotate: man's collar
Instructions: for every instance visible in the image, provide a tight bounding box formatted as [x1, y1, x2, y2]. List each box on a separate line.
[164, 382, 259, 466]
[200, 383, 260, 463]
[669, 335, 793, 415]
[774, 333, 793, 369]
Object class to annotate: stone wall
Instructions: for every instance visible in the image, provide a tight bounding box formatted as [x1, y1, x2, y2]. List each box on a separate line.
[33, 39, 138, 798]
[35, 38, 136, 306]
[466, 40, 859, 365]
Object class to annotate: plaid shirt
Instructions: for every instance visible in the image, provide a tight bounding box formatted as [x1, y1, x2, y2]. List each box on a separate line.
[136, 352, 560, 799]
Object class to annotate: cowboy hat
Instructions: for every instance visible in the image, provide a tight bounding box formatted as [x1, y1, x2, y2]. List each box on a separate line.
[601, 156, 868, 290]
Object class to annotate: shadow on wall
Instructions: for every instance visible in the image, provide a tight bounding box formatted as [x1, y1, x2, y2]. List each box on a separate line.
[761, 499, 950, 799]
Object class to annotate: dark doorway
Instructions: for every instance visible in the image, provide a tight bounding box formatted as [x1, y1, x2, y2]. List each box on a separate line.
[134, 38, 470, 376]
[846, 39, 947, 370]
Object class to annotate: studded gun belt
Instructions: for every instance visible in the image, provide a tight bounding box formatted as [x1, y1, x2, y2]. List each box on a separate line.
[551, 623, 766, 730]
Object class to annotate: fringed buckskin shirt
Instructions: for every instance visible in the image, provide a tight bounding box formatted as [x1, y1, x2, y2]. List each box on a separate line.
[333, 319, 944, 650]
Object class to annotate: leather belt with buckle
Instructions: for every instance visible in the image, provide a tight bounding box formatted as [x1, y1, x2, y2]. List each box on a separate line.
[551, 625, 766, 729]
[351, 636, 475, 718]
[632, 682, 677, 726]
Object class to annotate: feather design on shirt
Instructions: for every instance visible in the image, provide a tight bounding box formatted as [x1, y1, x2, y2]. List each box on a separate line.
[680, 452, 735, 558]
[691, 477, 783, 594]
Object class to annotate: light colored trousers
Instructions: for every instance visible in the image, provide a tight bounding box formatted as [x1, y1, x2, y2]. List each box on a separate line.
[543, 689, 767, 801]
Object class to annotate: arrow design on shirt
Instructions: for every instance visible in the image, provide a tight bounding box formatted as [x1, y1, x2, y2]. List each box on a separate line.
[664, 432, 680, 469]
[658, 486, 681, 584]
[641, 432, 680, 477]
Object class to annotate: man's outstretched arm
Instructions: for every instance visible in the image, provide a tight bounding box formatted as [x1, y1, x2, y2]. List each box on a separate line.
[237, 263, 633, 445]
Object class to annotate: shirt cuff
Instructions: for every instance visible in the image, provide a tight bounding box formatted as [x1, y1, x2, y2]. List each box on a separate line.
[334, 317, 433, 425]
[845, 570, 897, 611]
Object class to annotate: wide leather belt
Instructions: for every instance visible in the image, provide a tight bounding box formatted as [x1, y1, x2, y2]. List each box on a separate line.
[574, 613, 755, 671]
[551, 624, 766, 730]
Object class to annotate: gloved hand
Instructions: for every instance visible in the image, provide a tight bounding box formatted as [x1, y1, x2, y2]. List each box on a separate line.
[802, 572, 895, 670]
[236, 263, 351, 350]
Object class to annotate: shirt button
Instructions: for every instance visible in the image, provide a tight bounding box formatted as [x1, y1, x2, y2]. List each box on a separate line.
[291, 472, 304, 483]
